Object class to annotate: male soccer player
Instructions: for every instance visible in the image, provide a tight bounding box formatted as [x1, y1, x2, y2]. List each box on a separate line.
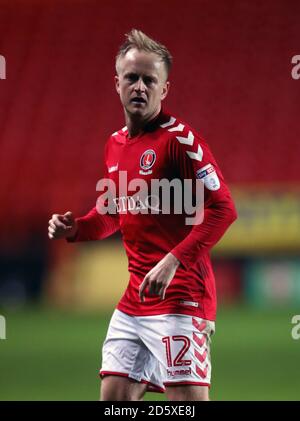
[48, 29, 237, 401]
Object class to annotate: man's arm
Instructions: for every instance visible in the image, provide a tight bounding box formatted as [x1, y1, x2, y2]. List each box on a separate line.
[171, 196, 237, 270]
[48, 207, 120, 242]
[170, 129, 237, 268]
[139, 198, 236, 302]
[49, 138, 120, 243]
[67, 207, 120, 242]
[139, 128, 237, 301]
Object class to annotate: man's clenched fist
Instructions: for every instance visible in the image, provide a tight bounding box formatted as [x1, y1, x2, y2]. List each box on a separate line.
[48, 211, 78, 240]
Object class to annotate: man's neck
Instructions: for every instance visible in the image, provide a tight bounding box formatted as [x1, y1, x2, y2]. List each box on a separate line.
[125, 107, 161, 138]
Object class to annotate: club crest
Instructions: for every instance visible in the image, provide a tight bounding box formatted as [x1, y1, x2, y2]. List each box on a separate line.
[139, 149, 156, 175]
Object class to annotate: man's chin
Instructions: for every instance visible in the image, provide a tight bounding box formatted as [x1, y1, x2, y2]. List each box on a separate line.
[126, 105, 147, 118]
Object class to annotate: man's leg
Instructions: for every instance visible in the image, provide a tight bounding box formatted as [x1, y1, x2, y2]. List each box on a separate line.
[100, 310, 148, 401]
[165, 384, 209, 401]
[100, 375, 148, 401]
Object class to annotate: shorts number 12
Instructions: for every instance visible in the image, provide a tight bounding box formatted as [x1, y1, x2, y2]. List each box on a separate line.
[162, 336, 191, 367]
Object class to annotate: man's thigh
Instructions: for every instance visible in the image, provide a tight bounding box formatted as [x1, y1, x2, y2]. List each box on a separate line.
[165, 384, 209, 401]
[99, 310, 165, 398]
[100, 375, 148, 401]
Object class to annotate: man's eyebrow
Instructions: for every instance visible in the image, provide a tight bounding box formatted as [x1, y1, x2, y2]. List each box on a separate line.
[123, 71, 158, 81]
[124, 72, 137, 77]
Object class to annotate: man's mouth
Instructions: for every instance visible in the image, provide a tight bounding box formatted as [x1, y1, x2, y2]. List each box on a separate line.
[131, 97, 147, 104]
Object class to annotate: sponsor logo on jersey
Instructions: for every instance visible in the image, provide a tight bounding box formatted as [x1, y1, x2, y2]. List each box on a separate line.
[96, 170, 205, 225]
[113, 195, 160, 213]
[139, 149, 156, 175]
[196, 163, 220, 191]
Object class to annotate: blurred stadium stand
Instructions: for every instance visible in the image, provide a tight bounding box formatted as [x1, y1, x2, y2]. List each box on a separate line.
[0, 0, 299, 310]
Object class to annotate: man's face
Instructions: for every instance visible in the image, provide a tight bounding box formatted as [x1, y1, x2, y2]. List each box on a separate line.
[115, 49, 170, 121]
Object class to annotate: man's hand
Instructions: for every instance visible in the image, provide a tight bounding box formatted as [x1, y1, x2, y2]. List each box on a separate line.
[139, 253, 180, 302]
[48, 211, 78, 240]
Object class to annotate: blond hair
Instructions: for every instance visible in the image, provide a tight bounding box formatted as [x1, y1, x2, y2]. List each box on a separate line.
[116, 29, 172, 77]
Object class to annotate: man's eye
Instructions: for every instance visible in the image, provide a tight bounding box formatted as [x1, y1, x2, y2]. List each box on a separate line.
[126, 74, 138, 82]
[144, 77, 154, 85]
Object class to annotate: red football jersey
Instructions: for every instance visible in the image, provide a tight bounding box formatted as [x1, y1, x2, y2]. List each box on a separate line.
[70, 109, 237, 321]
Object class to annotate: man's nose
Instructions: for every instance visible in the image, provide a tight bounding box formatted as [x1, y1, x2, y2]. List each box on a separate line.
[134, 78, 146, 92]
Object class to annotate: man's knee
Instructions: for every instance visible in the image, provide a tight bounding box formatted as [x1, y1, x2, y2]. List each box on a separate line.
[166, 385, 209, 401]
[100, 375, 147, 401]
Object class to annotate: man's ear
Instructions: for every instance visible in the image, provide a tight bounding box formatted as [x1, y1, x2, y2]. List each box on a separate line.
[161, 80, 170, 101]
[115, 75, 120, 94]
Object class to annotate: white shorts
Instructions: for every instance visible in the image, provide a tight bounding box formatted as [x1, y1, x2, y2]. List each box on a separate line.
[99, 309, 215, 393]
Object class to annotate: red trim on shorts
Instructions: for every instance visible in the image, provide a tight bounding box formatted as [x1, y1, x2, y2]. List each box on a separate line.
[99, 370, 128, 379]
[99, 370, 165, 394]
[164, 381, 211, 389]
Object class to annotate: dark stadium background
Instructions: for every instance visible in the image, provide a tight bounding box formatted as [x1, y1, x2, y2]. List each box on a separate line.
[0, 0, 299, 400]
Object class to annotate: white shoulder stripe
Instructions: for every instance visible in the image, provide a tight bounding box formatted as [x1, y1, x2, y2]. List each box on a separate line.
[161, 116, 203, 163]
[168, 123, 185, 132]
[186, 145, 203, 162]
[176, 130, 194, 146]
[112, 126, 127, 136]
[160, 116, 176, 128]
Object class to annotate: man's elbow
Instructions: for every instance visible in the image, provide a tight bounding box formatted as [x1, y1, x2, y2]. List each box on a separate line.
[227, 201, 238, 225]
[216, 196, 238, 226]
